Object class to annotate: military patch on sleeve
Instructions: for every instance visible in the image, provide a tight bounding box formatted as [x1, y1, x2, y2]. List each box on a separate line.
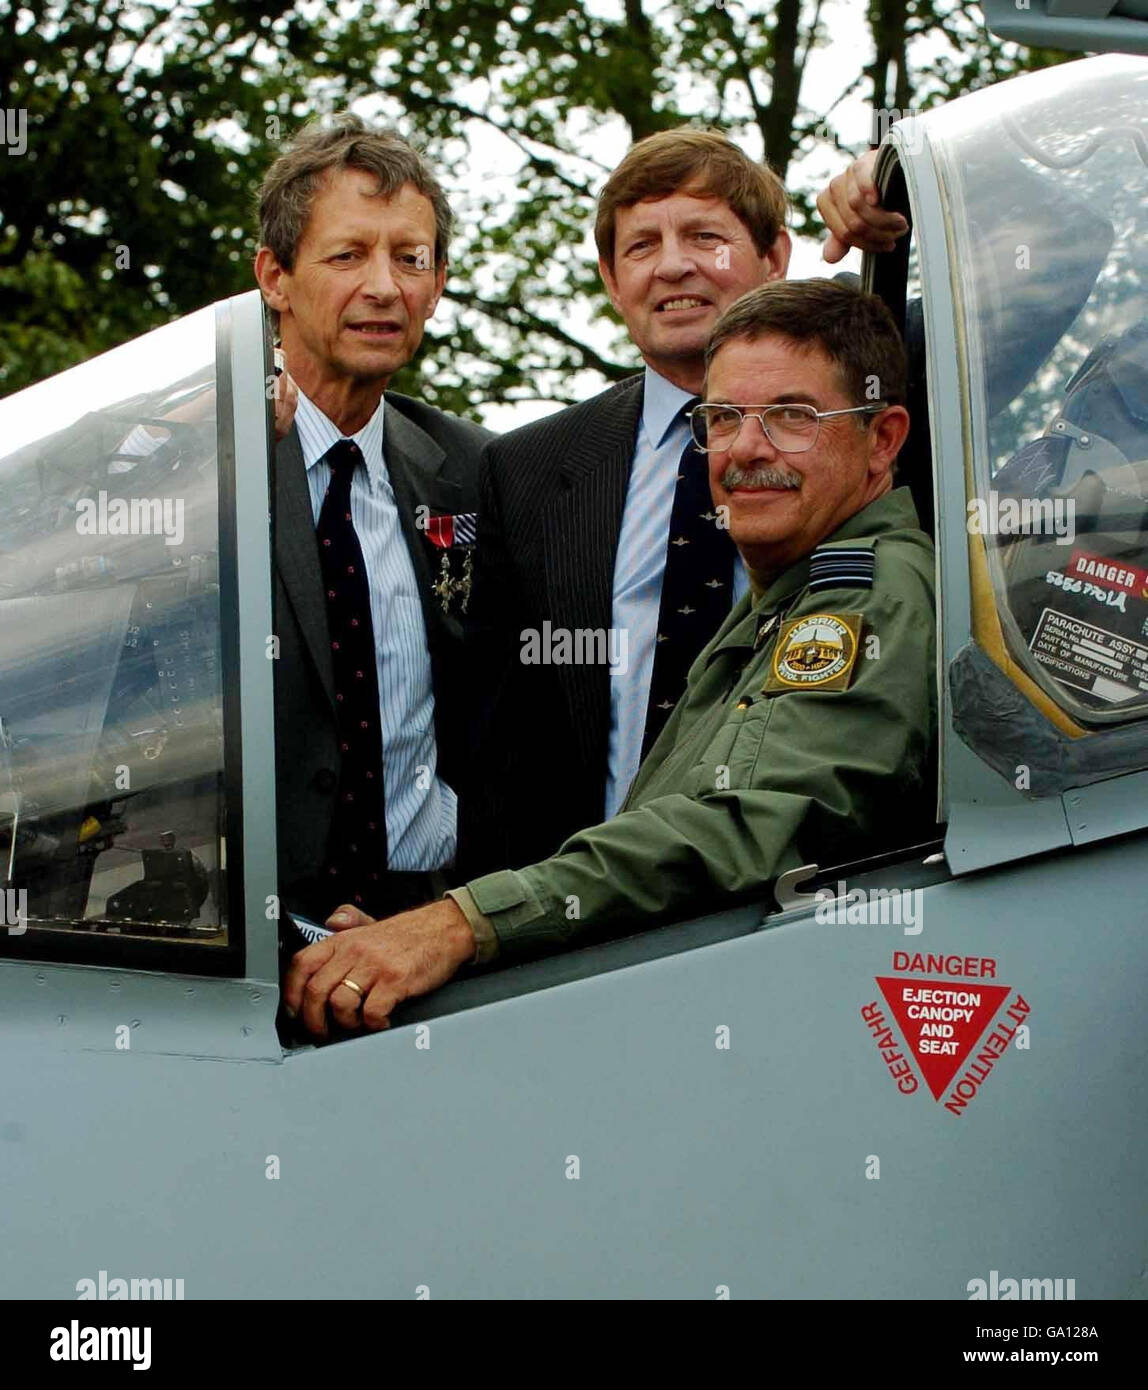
[763, 612, 864, 692]
[808, 545, 875, 593]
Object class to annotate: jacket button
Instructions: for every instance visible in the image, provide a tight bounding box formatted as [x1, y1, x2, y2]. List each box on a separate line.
[313, 768, 337, 793]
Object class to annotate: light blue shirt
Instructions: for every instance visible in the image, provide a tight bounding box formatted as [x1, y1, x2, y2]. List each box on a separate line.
[603, 367, 749, 819]
[294, 390, 456, 871]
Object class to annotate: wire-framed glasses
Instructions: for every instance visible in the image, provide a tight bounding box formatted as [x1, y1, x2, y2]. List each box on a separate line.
[689, 401, 888, 454]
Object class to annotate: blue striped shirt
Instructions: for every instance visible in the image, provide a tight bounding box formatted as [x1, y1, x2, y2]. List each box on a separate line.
[604, 367, 749, 819]
[294, 390, 456, 871]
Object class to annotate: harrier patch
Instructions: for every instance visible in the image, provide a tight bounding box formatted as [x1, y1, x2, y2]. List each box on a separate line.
[763, 612, 862, 692]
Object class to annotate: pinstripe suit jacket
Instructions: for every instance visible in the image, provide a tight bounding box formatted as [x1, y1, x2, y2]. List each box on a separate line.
[458, 374, 645, 878]
[274, 392, 490, 920]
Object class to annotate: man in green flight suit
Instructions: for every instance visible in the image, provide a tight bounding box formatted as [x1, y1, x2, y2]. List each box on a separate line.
[285, 278, 937, 1039]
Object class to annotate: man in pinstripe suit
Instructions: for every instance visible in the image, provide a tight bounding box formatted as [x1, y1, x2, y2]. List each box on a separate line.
[458, 129, 791, 877]
[254, 115, 491, 925]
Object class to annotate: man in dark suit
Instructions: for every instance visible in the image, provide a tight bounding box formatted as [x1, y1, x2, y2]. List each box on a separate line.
[254, 115, 491, 925]
[459, 129, 790, 876]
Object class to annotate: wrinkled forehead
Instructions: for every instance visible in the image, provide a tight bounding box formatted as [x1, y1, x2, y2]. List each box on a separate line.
[705, 332, 848, 402]
[300, 169, 436, 245]
[617, 182, 740, 230]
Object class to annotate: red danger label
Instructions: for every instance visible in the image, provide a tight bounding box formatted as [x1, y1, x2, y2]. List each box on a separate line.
[1067, 549, 1148, 598]
[875, 977, 1009, 1099]
[861, 955, 1032, 1114]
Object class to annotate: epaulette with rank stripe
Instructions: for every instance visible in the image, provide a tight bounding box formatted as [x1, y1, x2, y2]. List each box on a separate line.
[807, 545, 875, 593]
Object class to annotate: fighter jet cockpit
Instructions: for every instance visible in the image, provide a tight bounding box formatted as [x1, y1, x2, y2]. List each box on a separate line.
[870, 55, 1148, 800]
[0, 304, 248, 969]
[943, 65, 1148, 725]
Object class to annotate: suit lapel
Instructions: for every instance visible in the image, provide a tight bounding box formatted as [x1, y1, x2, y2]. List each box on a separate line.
[274, 409, 464, 718]
[275, 426, 336, 714]
[542, 375, 644, 771]
[383, 399, 466, 660]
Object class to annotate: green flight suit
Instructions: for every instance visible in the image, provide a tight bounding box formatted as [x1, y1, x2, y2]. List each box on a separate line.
[459, 487, 936, 958]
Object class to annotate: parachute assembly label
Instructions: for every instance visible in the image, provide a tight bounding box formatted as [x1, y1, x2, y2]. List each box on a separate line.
[1030, 606, 1148, 704]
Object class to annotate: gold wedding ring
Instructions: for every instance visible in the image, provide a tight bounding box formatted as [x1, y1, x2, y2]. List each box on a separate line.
[340, 977, 364, 1000]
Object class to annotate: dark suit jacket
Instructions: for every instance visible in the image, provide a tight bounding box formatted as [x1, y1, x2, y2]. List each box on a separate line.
[458, 374, 645, 879]
[274, 392, 490, 921]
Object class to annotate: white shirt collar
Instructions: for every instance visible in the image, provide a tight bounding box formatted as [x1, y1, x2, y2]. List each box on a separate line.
[641, 365, 698, 451]
[295, 389, 387, 491]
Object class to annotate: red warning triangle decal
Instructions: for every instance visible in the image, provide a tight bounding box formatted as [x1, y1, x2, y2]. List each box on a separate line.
[876, 977, 1011, 1100]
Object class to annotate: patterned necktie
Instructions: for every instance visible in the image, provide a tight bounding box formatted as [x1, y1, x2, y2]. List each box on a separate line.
[641, 403, 738, 757]
[316, 438, 387, 907]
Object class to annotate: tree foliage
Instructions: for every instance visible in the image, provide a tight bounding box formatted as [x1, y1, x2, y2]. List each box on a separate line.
[0, 0, 1067, 412]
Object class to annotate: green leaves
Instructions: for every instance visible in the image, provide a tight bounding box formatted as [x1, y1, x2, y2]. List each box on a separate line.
[1, 1, 1064, 413]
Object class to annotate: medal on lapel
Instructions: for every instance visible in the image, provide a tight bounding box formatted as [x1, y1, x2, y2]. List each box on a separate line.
[424, 511, 477, 615]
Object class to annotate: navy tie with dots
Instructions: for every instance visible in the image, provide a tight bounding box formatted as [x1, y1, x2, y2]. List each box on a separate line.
[316, 438, 387, 908]
[641, 402, 738, 758]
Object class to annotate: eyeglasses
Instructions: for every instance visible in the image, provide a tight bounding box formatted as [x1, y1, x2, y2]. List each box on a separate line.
[688, 402, 889, 454]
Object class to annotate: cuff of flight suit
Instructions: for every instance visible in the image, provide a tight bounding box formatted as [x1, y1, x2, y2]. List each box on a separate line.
[443, 887, 500, 965]
[462, 868, 556, 956]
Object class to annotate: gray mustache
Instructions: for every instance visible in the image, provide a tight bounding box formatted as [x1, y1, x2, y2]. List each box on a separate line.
[719, 465, 801, 491]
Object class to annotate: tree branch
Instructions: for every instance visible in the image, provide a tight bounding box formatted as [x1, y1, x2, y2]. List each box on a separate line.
[405, 92, 607, 187]
[447, 288, 634, 380]
[715, 8, 773, 160]
[796, 0, 826, 83]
